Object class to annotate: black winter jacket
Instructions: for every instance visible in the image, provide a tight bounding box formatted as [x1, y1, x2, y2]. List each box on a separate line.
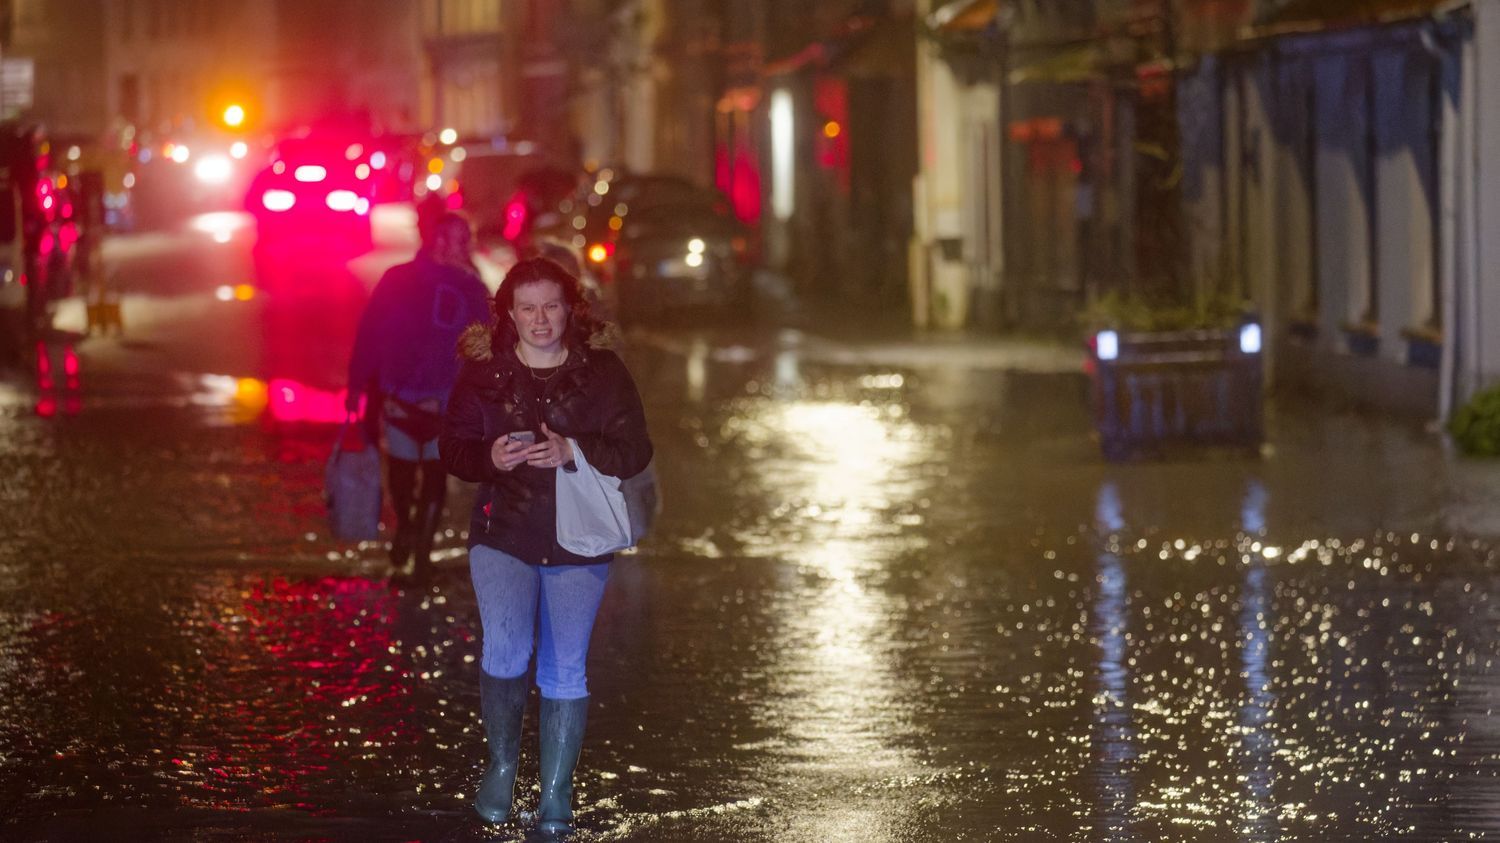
[440, 323, 653, 566]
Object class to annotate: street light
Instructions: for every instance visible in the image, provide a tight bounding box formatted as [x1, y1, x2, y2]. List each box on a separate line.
[222, 104, 246, 128]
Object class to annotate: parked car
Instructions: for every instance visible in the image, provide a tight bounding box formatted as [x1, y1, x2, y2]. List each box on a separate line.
[246, 134, 377, 267]
[54, 134, 135, 232]
[131, 130, 269, 227]
[438, 141, 575, 242]
[0, 123, 80, 330]
[611, 199, 754, 320]
[531, 234, 608, 317]
[497, 164, 584, 255]
[554, 172, 728, 285]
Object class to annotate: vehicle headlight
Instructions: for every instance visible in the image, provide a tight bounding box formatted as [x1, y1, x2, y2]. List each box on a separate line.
[194, 155, 232, 184]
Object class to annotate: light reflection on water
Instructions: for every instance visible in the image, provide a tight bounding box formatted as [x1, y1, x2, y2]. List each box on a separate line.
[1092, 482, 1134, 839]
[6, 328, 1500, 840]
[1238, 481, 1276, 841]
[739, 400, 922, 760]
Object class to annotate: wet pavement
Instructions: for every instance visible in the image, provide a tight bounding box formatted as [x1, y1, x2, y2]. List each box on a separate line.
[4, 218, 1500, 841]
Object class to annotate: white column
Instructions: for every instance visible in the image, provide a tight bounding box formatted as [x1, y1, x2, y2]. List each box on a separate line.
[1312, 55, 1367, 346]
[1472, 0, 1500, 390]
[1241, 59, 1279, 388]
[962, 81, 1003, 319]
[1371, 47, 1423, 361]
[912, 0, 970, 329]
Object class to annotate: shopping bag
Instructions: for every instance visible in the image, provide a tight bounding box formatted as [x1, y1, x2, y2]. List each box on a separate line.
[325, 420, 383, 541]
[621, 459, 661, 545]
[555, 438, 633, 556]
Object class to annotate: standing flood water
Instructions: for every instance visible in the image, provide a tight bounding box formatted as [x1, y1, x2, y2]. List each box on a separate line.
[2, 318, 1498, 841]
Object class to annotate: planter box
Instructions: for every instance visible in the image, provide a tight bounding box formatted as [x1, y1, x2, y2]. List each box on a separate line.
[1088, 324, 1264, 461]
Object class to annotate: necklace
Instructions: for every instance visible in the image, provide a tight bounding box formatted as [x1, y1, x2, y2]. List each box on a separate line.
[516, 344, 565, 382]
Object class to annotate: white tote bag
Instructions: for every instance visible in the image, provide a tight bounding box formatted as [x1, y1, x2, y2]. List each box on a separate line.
[555, 437, 634, 556]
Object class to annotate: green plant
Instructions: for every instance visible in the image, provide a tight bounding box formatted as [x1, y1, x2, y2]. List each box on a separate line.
[1081, 289, 1246, 333]
[1449, 385, 1500, 457]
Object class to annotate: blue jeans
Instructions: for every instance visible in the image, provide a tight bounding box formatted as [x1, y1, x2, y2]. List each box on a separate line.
[468, 544, 610, 700]
[384, 418, 439, 462]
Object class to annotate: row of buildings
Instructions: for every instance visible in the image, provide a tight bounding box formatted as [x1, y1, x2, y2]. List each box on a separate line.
[8, 0, 1500, 421]
[3, 0, 562, 146]
[914, 0, 1500, 421]
[4, 0, 923, 315]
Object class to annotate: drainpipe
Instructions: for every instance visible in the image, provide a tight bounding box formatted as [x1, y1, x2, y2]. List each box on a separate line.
[1432, 20, 1460, 421]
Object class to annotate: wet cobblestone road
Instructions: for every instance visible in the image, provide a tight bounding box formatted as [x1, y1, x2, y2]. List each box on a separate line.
[4, 231, 1500, 840]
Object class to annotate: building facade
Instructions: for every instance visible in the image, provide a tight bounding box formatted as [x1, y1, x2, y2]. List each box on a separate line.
[1210, 0, 1500, 419]
[7, 0, 108, 136]
[917, 0, 1500, 420]
[7, 0, 427, 143]
[102, 1, 278, 137]
[420, 0, 513, 139]
[719, 0, 918, 305]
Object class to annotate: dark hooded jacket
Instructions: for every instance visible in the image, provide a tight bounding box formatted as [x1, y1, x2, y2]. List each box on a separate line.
[440, 322, 653, 566]
[347, 252, 491, 407]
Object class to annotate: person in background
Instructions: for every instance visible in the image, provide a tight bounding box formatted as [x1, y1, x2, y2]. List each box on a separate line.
[441, 257, 652, 833]
[347, 211, 490, 583]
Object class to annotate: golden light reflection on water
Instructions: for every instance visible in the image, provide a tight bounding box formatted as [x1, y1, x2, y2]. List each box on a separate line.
[731, 396, 928, 811]
[772, 401, 922, 517]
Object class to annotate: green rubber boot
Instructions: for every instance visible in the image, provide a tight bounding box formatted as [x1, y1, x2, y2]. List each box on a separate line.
[473, 673, 528, 823]
[536, 695, 589, 835]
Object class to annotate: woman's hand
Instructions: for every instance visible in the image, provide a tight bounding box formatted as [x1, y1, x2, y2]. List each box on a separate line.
[491, 434, 546, 471]
[527, 423, 574, 468]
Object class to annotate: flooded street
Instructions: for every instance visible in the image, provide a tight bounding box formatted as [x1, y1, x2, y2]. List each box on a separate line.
[3, 220, 1500, 841]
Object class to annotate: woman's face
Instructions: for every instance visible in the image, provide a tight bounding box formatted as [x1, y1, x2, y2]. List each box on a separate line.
[509, 280, 570, 358]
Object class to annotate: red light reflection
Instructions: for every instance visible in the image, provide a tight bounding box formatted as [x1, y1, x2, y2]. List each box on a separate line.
[35, 340, 82, 416]
[501, 196, 526, 242]
[181, 574, 482, 807]
[267, 377, 361, 424]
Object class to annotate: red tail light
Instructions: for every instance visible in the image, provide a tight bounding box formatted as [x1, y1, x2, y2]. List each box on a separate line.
[502, 195, 527, 242]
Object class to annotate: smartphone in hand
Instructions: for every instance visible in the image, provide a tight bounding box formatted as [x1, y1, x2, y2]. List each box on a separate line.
[508, 430, 537, 445]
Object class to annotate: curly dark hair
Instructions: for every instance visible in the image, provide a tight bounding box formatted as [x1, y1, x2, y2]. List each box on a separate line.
[492, 257, 604, 353]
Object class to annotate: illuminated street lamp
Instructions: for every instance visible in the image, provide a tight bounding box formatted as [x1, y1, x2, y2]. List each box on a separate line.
[222, 104, 246, 128]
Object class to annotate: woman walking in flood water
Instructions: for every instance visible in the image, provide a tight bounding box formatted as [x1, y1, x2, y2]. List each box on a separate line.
[440, 256, 652, 833]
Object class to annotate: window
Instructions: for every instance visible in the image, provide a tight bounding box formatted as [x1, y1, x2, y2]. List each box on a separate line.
[437, 0, 500, 35]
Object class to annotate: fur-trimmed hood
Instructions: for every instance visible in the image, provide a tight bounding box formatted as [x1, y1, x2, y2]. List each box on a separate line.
[457, 320, 623, 363]
[458, 321, 496, 363]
